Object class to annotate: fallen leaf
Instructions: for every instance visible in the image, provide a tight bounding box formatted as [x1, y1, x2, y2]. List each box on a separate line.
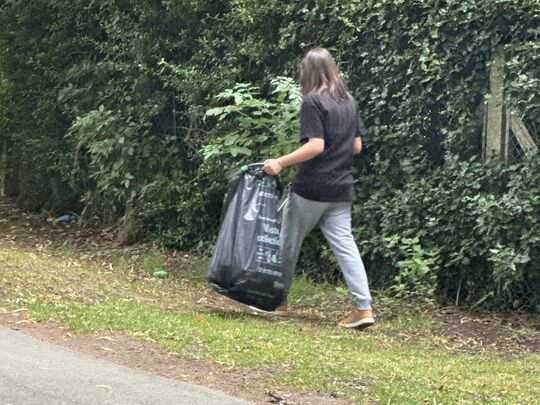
[97, 336, 116, 341]
[266, 391, 285, 403]
[196, 314, 209, 324]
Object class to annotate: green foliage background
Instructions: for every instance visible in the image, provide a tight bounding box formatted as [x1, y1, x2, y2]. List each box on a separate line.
[0, 0, 539, 311]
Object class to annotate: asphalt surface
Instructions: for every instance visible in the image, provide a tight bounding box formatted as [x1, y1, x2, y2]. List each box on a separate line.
[0, 326, 252, 405]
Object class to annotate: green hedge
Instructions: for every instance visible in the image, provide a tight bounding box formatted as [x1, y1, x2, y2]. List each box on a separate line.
[0, 0, 539, 310]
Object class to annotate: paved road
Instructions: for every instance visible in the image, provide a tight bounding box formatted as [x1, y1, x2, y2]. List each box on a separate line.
[0, 326, 252, 405]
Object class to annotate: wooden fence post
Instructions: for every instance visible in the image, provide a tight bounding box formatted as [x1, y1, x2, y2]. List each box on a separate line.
[0, 137, 6, 197]
[484, 45, 506, 160]
[510, 113, 538, 157]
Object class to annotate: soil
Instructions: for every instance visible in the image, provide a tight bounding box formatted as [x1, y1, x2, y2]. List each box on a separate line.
[432, 307, 540, 356]
[1, 197, 539, 404]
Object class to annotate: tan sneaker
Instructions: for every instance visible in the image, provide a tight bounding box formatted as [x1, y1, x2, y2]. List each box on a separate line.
[339, 308, 375, 329]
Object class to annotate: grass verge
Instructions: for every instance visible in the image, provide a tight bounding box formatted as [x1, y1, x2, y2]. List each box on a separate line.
[1, 248, 539, 404]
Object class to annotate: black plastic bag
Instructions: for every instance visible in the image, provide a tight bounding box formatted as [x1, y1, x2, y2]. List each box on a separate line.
[208, 164, 284, 311]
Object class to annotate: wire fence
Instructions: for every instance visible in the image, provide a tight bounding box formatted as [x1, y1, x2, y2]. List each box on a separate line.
[507, 114, 540, 163]
[505, 113, 540, 311]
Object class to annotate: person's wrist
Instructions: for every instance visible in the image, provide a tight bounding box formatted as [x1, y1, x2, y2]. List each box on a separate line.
[277, 157, 285, 169]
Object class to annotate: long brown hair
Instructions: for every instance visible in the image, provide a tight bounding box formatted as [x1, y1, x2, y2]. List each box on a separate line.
[299, 47, 350, 101]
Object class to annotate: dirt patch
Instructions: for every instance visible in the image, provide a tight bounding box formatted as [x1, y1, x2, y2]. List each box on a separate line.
[0, 309, 352, 405]
[376, 304, 540, 356]
[0, 198, 117, 256]
[431, 307, 540, 356]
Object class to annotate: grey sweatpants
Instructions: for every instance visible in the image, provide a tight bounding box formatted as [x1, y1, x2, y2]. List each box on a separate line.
[280, 192, 372, 310]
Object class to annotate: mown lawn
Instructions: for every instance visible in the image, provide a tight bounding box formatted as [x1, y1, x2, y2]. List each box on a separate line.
[1, 247, 539, 404]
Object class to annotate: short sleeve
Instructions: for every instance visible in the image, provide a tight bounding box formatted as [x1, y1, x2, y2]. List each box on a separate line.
[300, 96, 324, 141]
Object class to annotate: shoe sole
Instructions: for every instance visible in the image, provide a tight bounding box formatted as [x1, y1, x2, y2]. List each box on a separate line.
[339, 317, 375, 329]
[248, 306, 289, 317]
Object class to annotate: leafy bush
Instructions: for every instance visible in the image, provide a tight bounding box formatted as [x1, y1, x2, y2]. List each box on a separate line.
[202, 77, 301, 177]
[386, 236, 439, 304]
[1, 0, 539, 310]
[354, 157, 540, 311]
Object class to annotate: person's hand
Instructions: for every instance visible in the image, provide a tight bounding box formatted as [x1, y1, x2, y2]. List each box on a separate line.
[264, 158, 283, 175]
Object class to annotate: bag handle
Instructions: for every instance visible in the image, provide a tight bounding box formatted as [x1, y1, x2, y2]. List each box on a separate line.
[240, 162, 265, 175]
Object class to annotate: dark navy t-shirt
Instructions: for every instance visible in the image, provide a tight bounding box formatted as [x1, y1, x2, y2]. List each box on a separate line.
[291, 91, 367, 202]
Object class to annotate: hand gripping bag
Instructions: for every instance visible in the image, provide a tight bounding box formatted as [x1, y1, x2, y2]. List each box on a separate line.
[208, 164, 284, 311]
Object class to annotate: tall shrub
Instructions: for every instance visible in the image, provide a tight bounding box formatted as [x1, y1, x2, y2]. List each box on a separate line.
[1, 0, 539, 309]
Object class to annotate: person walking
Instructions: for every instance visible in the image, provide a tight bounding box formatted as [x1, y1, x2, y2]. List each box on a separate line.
[263, 47, 374, 328]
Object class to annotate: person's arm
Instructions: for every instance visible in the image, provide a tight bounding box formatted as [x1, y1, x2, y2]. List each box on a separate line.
[264, 137, 324, 175]
[354, 136, 363, 154]
[355, 101, 367, 155]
